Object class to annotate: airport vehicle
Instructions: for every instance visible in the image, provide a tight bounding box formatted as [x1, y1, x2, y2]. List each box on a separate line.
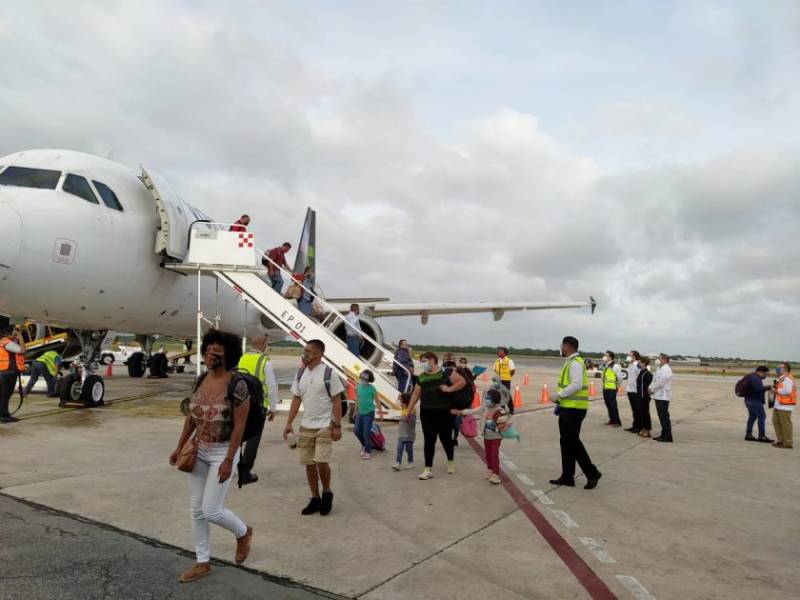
[0, 149, 595, 407]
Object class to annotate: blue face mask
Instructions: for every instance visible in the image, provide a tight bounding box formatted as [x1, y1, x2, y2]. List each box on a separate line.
[422, 362, 433, 373]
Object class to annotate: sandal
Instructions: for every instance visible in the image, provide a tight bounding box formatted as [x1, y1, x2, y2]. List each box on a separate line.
[639, 430, 651, 438]
[177, 562, 211, 583]
[235, 525, 253, 564]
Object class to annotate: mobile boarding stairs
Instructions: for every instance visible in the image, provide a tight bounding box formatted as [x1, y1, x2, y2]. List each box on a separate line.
[165, 223, 409, 420]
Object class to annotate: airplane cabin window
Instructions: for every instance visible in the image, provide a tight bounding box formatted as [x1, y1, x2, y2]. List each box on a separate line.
[92, 180, 124, 211]
[63, 174, 99, 204]
[0, 166, 62, 189]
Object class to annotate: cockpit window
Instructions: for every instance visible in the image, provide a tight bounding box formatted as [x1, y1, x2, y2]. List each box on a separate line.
[92, 180, 124, 211]
[0, 166, 61, 190]
[63, 174, 99, 204]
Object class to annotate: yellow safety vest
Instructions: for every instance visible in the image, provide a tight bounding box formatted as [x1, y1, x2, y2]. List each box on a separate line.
[602, 365, 617, 390]
[494, 356, 512, 381]
[36, 351, 59, 376]
[238, 351, 271, 407]
[558, 355, 589, 410]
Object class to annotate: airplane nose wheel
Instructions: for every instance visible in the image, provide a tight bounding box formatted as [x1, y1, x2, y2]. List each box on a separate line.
[58, 373, 83, 406]
[81, 375, 105, 407]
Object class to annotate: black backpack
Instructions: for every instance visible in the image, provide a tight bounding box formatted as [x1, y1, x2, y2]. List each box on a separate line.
[194, 370, 266, 441]
[734, 375, 751, 398]
[445, 366, 475, 410]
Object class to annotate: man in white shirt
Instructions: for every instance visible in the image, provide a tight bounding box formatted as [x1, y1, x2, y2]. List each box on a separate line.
[772, 362, 795, 449]
[344, 304, 362, 357]
[284, 339, 345, 516]
[649, 353, 674, 442]
[624, 351, 642, 433]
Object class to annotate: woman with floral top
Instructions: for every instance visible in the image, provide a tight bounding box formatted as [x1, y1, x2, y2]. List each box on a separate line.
[169, 329, 252, 583]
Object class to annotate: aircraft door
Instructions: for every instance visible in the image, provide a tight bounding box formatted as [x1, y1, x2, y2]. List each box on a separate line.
[140, 166, 191, 261]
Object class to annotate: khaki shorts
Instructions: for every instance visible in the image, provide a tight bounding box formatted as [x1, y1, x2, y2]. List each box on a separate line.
[298, 427, 332, 465]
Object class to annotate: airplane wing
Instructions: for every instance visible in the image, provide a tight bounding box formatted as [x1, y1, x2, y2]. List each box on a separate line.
[331, 298, 596, 324]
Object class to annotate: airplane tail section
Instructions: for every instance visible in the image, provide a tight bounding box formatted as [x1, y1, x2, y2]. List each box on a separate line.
[292, 208, 316, 277]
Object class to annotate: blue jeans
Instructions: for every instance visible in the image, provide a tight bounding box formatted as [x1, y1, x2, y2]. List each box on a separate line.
[745, 399, 766, 437]
[355, 411, 375, 453]
[298, 297, 313, 317]
[269, 273, 283, 294]
[347, 335, 361, 356]
[396, 440, 414, 464]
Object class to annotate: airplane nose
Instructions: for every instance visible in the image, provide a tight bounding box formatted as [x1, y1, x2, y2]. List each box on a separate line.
[0, 200, 22, 277]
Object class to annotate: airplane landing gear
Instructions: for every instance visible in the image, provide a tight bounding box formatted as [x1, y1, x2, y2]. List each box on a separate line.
[128, 335, 164, 378]
[58, 330, 107, 407]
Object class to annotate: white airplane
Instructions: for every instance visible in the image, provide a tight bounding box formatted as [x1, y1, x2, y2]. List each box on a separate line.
[0, 149, 595, 406]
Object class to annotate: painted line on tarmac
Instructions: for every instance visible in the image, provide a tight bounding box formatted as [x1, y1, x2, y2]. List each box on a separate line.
[550, 509, 579, 528]
[18, 391, 165, 421]
[579, 537, 616, 564]
[530, 489, 554, 505]
[465, 437, 618, 600]
[615, 575, 654, 599]
[516, 473, 535, 486]
[503, 460, 519, 471]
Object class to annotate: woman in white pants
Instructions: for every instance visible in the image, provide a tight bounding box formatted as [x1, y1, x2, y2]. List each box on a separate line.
[170, 329, 252, 583]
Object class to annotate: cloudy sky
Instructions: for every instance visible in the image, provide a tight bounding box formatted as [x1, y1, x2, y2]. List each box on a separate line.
[2, 1, 799, 359]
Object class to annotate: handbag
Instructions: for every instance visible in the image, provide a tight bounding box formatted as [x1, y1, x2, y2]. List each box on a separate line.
[176, 420, 206, 473]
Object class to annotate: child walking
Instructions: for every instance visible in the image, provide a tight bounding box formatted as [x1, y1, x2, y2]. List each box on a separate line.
[452, 388, 506, 484]
[355, 370, 383, 459]
[392, 392, 416, 470]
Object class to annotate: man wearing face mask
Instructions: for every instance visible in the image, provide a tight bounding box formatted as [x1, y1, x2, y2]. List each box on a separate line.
[493, 347, 516, 414]
[284, 340, 345, 516]
[649, 353, 674, 443]
[624, 351, 642, 433]
[741, 366, 774, 443]
[601, 351, 622, 427]
[549, 336, 602, 490]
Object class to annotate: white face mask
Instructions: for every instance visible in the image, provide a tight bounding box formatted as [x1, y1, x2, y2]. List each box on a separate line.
[627, 355, 633, 363]
[655, 359, 662, 367]
[422, 361, 433, 373]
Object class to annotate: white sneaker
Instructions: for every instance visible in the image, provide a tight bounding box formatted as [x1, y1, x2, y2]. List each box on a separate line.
[418, 469, 434, 480]
[405, 463, 415, 470]
[488, 473, 501, 485]
[447, 462, 456, 475]
[392, 463, 401, 471]
[485, 470, 493, 479]
[361, 453, 371, 460]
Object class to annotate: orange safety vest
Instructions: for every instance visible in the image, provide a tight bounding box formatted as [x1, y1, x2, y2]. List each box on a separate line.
[776, 373, 797, 406]
[0, 337, 25, 373]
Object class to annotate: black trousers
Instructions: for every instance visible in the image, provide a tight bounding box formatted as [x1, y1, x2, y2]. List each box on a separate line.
[0, 373, 18, 417]
[558, 407, 599, 480]
[603, 389, 621, 424]
[238, 415, 267, 476]
[501, 380, 513, 414]
[627, 392, 641, 431]
[655, 400, 672, 440]
[420, 407, 455, 468]
[638, 396, 652, 431]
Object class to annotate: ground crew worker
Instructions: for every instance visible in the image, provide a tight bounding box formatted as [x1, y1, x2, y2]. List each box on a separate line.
[236, 333, 278, 485]
[0, 324, 25, 423]
[772, 362, 795, 449]
[602, 351, 622, 426]
[549, 336, 602, 490]
[23, 350, 61, 399]
[494, 347, 516, 414]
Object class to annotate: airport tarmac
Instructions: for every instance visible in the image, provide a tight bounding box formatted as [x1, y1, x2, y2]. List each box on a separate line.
[1, 359, 798, 599]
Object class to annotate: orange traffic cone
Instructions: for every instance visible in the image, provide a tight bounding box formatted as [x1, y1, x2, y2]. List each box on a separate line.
[471, 387, 481, 409]
[105, 361, 113, 377]
[539, 384, 549, 405]
[347, 380, 356, 401]
[481, 372, 489, 383]
[513, 385, 522, 409]
[523, 373, 530, 386]
[588, 381, 596, 397]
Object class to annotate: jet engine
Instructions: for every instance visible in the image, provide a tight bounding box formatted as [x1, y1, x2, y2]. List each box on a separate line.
[327, 313, 385, 366]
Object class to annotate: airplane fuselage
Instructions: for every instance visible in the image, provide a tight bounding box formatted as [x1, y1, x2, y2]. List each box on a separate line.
[0, 150, 257, 337]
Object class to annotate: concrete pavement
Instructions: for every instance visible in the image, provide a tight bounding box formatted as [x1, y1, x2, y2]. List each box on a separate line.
[1, 359, 798, 599]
